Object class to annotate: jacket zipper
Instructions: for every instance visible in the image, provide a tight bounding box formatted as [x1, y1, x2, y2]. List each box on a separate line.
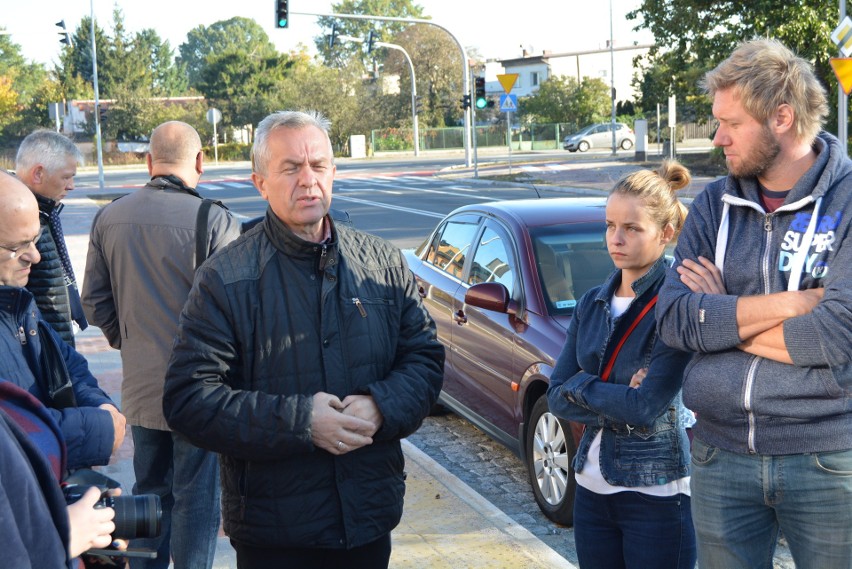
[744, 213, 775, 454]
[17, 325, 26, 345]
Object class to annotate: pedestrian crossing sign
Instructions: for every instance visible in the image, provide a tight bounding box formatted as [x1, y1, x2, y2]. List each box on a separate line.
[499, 94, 518, 113]
[832, 17, 852, 57]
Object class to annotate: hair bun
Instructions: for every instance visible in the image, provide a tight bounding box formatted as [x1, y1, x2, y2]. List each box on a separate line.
[657, 160, 691, 192]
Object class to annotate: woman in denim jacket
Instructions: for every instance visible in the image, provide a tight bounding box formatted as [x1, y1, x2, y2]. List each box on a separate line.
[547, 161, 696, 569]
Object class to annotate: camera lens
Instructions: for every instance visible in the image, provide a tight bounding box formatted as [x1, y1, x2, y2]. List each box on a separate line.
[105, 495, 163, 539]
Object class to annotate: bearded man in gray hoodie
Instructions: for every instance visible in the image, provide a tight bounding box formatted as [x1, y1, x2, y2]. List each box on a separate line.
[657, 38, 852, 569]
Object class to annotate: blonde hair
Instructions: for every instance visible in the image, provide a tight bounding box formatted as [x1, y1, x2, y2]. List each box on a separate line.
[701, 38, 827, 143]
[610, 160, 690, 239]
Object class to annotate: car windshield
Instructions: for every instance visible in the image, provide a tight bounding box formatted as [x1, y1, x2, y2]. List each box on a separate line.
[529, 222, 614, 316]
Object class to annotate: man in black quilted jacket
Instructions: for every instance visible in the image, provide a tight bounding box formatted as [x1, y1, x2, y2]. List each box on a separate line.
[164, 110, 445, 568]
[16, 129, 87, 347]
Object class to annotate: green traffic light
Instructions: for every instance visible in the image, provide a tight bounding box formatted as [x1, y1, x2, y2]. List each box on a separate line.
[475, 97, 487, 110]
[278, 18, 288, 27]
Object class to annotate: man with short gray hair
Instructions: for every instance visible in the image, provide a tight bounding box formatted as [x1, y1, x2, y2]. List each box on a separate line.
[15, 129, 87, 347]
[164, 110, 444, 568]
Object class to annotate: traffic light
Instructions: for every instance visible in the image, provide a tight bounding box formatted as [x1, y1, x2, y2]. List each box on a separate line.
[56, 20, 72, 47]
[474, 76, 486, 110]
[275, 0, 289, 29]
[328, 24, 338, 49]
[414, 95, 423, 115]
[460, 94, 471, 110]
[367, 30, 376, 53]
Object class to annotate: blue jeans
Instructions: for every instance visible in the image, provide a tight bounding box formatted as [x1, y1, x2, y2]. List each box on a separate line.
[130, 426, 221, 569]
[573, 485, 696, 569]
[690, 438, 852, 569]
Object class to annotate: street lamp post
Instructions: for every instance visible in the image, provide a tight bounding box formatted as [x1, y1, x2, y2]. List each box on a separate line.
[609, 0, 617, 156]
[337, 34, 420, 156]
[292, 11, 471, 166]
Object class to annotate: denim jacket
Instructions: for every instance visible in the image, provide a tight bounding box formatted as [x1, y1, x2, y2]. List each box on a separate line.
[546, 257, 693, 487]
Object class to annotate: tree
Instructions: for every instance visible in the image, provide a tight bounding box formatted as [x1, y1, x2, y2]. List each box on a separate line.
[629, 1, 837, 124]
[262, 55, 372, 153]
[178, 17, 277, 88]
[0, 32, 58, 141]
[521, 75, 610, 126]
[381, 24, 463, 128]
[136, 29, 187, 96]
[194, 50, 293, 131]
[316, 0, 426, 68]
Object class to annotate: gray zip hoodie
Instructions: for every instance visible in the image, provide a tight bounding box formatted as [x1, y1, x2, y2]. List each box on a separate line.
[658, 132, 852, 455]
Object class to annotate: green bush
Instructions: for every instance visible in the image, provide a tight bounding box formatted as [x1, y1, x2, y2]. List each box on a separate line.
[203, 143, 251, 161]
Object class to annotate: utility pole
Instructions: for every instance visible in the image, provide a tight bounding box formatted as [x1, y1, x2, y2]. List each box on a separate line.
[292, 11, 471, 166]
[90, 0, 105, 190]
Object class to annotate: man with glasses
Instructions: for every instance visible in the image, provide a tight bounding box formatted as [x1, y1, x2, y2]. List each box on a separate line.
[0, 170, 124, 472]
[15, 129, 88, 347]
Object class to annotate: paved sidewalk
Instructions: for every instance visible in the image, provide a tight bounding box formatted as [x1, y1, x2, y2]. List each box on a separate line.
[66, 195, 576, 568]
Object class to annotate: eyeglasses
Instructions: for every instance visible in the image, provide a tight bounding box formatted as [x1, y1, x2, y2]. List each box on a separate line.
[0, 226, 44, 259]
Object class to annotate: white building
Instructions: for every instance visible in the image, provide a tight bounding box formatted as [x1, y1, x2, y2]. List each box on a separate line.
[483, 44, 651, 103]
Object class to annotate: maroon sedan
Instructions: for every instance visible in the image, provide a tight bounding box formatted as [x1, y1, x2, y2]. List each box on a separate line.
[404, 197, 614, 525]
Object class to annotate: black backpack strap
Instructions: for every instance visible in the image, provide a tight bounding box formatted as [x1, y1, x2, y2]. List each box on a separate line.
[195, 195, 231, 268]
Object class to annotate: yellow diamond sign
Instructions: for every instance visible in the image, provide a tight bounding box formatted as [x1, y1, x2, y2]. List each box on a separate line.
[831, 58, 852, 95]
[497, 74, 519, 94]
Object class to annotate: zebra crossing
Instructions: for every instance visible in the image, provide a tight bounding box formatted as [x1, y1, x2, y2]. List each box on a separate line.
[197, 175, 491, 200]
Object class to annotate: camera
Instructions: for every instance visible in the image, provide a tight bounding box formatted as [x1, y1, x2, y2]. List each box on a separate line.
[63, 469, 162, 540]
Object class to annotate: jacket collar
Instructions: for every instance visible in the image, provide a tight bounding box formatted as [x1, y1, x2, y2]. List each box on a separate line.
[34, 193, 62, 215]
[0, 286, 33, 314]
[724, 131, 845, 206]
[595, 255, 667, 304]
[146, 175, 201, 198]
[263, 207, 338, 260]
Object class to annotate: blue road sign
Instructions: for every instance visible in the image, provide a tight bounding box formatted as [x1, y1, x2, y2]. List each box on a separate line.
[500, 94, 518, 113]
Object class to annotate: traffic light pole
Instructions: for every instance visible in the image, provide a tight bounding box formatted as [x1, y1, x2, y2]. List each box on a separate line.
[291, 11, 472, 167]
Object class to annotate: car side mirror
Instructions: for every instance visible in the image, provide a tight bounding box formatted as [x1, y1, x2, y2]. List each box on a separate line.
[464, 282, 518, 316]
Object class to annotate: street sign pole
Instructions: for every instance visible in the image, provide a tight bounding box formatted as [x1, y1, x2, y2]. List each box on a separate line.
[507, 111, 512, 176]
[841, 0, 848, 156]
[496, 74, 519, 178]
[207, 108, 222, 164]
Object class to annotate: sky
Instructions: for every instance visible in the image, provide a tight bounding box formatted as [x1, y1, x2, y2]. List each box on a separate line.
[4, 0, 654, 68]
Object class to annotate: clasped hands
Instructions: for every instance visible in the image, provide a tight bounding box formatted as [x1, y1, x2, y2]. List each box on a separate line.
[311, 392, 384, 455]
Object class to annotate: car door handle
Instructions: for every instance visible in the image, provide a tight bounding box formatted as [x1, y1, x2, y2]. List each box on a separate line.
[454, 310, 467, 325]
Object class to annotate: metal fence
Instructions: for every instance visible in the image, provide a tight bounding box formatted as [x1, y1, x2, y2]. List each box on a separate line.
[371, 120, 712, 154]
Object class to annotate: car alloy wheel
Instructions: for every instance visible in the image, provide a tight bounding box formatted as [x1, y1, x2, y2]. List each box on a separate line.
[525, 396, 575, 525]
[578, 140, 590, 152]
[620, 138, 634, 150]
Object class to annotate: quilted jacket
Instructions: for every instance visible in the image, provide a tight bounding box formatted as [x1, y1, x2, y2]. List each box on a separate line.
[164, 209, 445, 549]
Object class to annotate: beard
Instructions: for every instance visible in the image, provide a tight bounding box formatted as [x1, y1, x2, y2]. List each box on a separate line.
[727, 125, 781, 179]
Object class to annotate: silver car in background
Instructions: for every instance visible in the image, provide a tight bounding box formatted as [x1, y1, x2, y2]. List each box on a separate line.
[563, 122, 635, 152]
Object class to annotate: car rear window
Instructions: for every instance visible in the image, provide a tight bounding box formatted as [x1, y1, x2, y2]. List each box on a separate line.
[530, 222, 614, 316]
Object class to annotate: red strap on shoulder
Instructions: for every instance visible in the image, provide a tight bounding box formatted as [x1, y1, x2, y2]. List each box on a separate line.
[600, 295, 658, 382]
